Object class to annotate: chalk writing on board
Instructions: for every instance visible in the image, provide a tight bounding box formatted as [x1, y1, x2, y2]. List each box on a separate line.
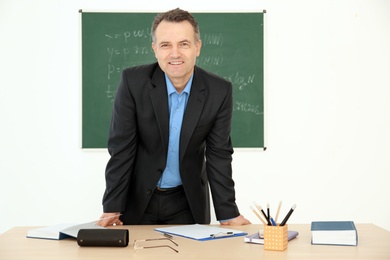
[202, 33, 223, 46]
[107, 47, 152, 63]
[234, 102, 262, 115]
[105, 85, 116, 101]
[197, 54, 224, 67]
[108, 63, 131, 80]
[224, 72, 255, 91]
[105, 28, 152, 43]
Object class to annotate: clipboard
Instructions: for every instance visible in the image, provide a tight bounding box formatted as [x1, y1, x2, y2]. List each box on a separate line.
[155, 224, 247, 241]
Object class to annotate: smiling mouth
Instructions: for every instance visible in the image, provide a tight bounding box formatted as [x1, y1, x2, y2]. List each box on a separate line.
[169, 61, 184, 65]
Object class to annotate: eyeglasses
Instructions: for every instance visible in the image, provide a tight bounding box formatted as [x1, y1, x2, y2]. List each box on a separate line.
[133, 238, 179, 253]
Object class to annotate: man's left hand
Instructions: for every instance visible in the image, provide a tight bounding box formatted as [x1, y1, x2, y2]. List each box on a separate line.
[220, 215, 251, 226]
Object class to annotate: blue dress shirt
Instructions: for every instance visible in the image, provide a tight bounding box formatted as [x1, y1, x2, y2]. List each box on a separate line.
[157, 74, 193, 188]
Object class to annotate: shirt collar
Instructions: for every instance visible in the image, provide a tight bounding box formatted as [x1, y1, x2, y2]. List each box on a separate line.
[165, 74, 193, 96]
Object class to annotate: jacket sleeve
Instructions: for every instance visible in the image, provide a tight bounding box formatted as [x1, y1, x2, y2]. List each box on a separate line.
[205, 81, 240, 220]
[102, 70, 137, 212]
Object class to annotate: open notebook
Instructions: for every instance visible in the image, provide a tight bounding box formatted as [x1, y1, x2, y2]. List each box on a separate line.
[26, 221, 105, 240]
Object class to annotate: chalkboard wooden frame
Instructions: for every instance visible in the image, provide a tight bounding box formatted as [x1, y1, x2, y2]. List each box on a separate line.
[81, 11, 265, 148]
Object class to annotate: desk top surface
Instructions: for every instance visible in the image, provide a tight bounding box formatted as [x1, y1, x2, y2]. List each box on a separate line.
[1, 224, 389, 260]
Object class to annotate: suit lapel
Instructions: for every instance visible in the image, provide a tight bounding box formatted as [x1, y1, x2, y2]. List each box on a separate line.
[150, 66, 169, 152]
[180, 67, 206, 161]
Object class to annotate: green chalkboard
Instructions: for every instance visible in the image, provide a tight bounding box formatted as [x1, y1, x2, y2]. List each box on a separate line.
[82, 12, 264, 148]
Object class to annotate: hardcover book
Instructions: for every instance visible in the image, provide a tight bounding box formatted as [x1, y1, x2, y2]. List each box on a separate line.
[311, 221, 358, 246]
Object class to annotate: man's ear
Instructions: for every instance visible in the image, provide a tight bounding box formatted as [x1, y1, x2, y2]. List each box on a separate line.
[196, 40, 202, 57]
[151, 42, 157, 58]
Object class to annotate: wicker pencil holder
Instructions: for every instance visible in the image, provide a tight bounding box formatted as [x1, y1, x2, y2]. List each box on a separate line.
[263, 224, 288, 251]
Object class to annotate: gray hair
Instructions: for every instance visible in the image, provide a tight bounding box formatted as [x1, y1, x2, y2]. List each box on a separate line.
[151, 8, 200, 43]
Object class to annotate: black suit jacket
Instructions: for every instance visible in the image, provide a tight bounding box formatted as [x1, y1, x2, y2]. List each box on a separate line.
[102, 62, 240, 224]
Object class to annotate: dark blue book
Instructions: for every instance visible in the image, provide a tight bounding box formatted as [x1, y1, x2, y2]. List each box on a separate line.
[311, 221, 358, 246]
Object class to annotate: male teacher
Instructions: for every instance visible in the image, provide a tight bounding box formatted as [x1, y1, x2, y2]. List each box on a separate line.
[98, 8, 250, 226]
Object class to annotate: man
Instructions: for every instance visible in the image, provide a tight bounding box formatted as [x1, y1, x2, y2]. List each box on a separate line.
[97, 8, 250, 226]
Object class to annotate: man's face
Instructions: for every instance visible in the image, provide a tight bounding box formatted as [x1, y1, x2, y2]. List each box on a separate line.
[152, 20, 202, 87]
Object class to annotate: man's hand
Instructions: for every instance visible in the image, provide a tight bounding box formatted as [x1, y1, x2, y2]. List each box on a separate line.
[220, 215, 251, 226]
[96, 212, 123, 227]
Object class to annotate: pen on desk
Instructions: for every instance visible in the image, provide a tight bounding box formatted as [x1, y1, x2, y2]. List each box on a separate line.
[254, 202, 271, 226]
[210, 232, 234, 238]
[250, 206, 266, 225]
[275, 201, 282, 223]
[279, 204, 296, 226]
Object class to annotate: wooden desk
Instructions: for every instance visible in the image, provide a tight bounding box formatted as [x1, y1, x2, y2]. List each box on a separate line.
[1, 224, 389, 259]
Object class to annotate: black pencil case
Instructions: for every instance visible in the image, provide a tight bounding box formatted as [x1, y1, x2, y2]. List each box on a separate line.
[77, 229, 129, 247]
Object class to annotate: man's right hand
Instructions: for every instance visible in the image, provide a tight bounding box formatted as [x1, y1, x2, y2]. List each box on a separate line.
[96, 212, 123, 227]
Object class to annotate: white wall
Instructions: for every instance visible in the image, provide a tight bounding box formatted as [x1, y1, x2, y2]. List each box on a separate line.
[1, 0, 389, 234]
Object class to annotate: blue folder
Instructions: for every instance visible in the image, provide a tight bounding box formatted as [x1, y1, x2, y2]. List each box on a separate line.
[155, 224, 247, 241]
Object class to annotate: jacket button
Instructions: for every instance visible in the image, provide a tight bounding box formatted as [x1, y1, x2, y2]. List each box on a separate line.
[146, 190, 152, 195]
